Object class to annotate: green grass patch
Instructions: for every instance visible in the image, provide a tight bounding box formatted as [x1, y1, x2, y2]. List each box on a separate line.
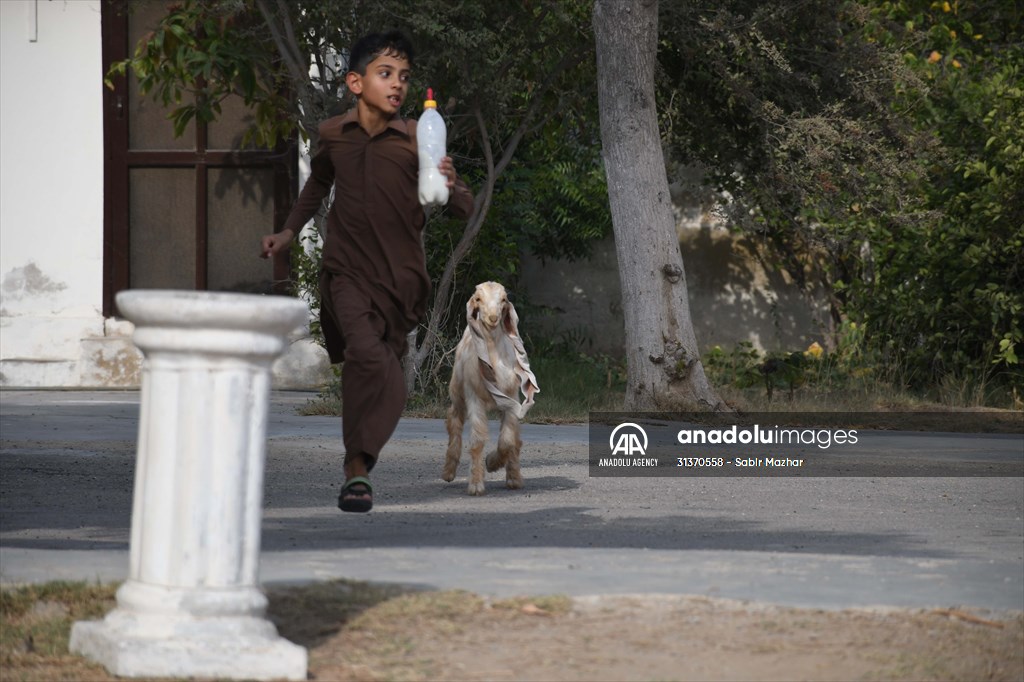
[298, 326, 1022, 422]
[516, 353, 626, 422]
[300, 348, 627, 422]
[705, 333, 1024, 413]
[1, 581, 118, 680]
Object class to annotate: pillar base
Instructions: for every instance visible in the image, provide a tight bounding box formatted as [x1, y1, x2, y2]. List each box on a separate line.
[70, 610, 307, 681]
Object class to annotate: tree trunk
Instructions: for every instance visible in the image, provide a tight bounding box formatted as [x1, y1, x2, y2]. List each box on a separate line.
[593, 0, 724, 411]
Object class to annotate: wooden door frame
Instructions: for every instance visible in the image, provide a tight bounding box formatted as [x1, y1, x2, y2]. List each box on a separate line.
[101, 1, 296, 316]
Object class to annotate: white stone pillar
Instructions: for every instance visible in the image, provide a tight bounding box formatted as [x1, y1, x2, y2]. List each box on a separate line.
[70, 290, 308, 681]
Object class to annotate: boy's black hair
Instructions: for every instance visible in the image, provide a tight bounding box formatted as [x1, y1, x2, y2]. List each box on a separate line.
[348, 30, 415, 75]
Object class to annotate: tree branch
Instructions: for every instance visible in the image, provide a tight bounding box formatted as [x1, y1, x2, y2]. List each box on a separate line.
[494, 51, 579, 177]
[412, 49, 582, 374]
[415, 103, 497, 368]
[255, 0, 316, 133]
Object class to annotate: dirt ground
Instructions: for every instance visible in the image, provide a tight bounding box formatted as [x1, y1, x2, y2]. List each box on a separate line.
[2, 580, 1022, 682]
[281, 588, 1024, 682]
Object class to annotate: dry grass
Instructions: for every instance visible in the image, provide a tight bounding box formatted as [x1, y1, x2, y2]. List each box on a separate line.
[1, 582, 118, 682]
[3, 581, 1022, 682]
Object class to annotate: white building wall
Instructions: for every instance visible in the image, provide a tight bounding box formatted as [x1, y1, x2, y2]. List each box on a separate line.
[1, 0, 106, 387]
[0, 2, 327, 390]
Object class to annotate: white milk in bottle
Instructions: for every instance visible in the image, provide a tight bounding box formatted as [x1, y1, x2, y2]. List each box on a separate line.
[417, 88, 449, 207]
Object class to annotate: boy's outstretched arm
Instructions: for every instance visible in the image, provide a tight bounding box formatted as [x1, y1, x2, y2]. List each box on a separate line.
[258, 120, 337, 259]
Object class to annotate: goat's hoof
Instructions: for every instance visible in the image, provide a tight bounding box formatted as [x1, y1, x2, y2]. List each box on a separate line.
[506, 476, 523, 490]
[467, 481, 486, 496]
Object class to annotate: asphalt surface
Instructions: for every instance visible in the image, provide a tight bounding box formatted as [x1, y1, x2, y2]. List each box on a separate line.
[1, 390, 1022, 613]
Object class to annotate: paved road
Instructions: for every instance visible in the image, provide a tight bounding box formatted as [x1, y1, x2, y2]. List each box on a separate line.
[1, 390, 1021, 613]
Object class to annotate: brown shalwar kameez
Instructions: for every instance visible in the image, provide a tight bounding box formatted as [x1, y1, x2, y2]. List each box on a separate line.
[282, 109, 474, 470]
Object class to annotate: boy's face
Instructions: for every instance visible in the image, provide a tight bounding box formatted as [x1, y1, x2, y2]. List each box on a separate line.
[346, 51, 411, 117]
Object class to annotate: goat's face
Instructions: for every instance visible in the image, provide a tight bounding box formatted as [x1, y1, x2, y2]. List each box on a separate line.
[468, 281, 515, 333]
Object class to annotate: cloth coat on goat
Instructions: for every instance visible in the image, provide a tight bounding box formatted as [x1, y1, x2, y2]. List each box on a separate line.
[444, 282, 539, 495]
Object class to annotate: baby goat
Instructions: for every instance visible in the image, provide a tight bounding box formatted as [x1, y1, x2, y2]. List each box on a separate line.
[443, 282, 539, 495]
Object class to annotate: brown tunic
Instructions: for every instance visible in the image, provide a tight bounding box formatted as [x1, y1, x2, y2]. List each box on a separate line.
[280, 108, 474, 465]
[282, 109, 474, 363]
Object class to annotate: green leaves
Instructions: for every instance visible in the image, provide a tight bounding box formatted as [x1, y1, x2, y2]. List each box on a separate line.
[488, 128, 611, 264]
[997, 336, 1019, 366]
[109, 0, 297, 146]
[653, 0, 1022, 399]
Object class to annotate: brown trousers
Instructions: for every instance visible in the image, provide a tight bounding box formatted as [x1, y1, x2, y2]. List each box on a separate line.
[320, 272, 410, 472]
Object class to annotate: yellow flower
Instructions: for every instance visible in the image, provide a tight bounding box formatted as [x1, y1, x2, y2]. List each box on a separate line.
[952, 59, 962, 68]
[805, 342, 824, 359]
[942, 1, 952, 12]
[927, 50, 942, 64]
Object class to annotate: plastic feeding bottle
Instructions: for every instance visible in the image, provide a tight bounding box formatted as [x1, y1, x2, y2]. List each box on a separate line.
[417, 88, 449, 207]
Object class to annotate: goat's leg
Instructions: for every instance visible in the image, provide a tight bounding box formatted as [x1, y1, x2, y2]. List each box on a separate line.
[484, 450, 502, 472]
[485, 438, 504, 472]
[466, 401, 489, 496]
[442, 389, 465, 482]
[485, 411, 512, 471]
[495, 412, 523, 489]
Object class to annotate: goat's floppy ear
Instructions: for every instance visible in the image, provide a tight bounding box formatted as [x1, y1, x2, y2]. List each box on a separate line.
[502, 299, 521, 338]
[467, 293, 479, 322]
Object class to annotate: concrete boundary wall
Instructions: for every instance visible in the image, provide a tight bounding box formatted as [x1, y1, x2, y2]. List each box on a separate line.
[521, 230, 831, 357]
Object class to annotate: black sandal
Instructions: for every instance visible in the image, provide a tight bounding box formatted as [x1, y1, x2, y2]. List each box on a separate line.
[338, 476, 373, 513]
